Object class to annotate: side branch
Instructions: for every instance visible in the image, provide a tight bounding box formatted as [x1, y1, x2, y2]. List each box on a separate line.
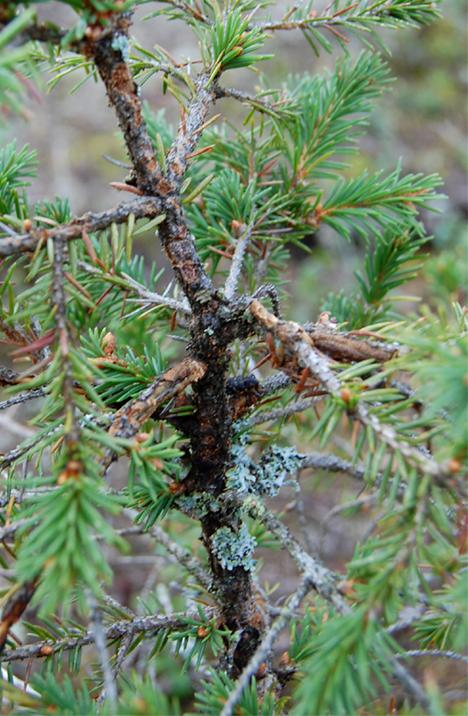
[245, 498, 347, 612]
[109, 358, 206, 439]
[0, 613, 190, 664]
[166, 74, 216, 186]
[249, 300, 450, 482]
[86, 14, 162, 195]
[0, 196, 164, 257]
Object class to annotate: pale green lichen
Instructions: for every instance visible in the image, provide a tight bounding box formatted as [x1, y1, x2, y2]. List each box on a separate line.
[211, 524, 256, 571]
[111, 34, 130, 61]
[227, 439, 302, 497]
[177, 492, 221, 519]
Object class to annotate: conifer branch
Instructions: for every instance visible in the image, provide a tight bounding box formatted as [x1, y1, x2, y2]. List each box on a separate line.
[0, 3, 460, 712]
[0, 196, 164, 257]
[224, 221, 254, 300]
[259, 1, 441, 34]
[249, 299, 452, 484]
[86, 13, 162, 195]
[219, 577, 314, 716]
[245, 498, 347, 611]
[0, 613, 191, 663]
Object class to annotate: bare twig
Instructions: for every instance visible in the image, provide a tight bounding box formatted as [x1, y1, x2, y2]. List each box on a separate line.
[121, 272, 191, 315]
[244, 497, 346, 611]
[0, 613, 190, 663]
[397, 649, 468, 665]
[77, 261, 191, 315]
[245, 396, 320, 427]
[224, 222, 254, 300]
[0, 389, 44, 412]
[146, 523, 212, 592]
[389, 656, 432, 713]
[108, 357, 206, 440]
[166, 73, 216, 187]
[0, 196, 164, 258]
[88, 593, 118, 707]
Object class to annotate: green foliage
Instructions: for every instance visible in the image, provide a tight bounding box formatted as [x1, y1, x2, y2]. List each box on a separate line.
[0, 8, 36, 121]
[114, 675, 181, 715]
[413, 572, 468, 651]
[26, 673, 97, 715]
[196, 671, 281, 716]
[280, 0, 442, 54]
[285, 51, 392, 180]
[206, 9, 270, 79]
[0, 1, 464, 715]
[399, 309, 468, 457]
[356, 231, 426, 305]
[322, 230, 428, 327]
[15, 443, 126, 613]
[320, 166, 442, 241]
[0, 141, 37, 215]
[82, 329, 167, 405]
[293, 610, 396, 716]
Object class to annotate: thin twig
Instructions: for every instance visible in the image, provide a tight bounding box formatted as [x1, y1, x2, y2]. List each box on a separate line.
[0, 613, 189, 663]
[77, 261, 191, 315]
[224, 222, 254, 300]
[244, 497, 346, 611]
[0, 389, 44, 412]
[389, 656, 432, 713]
[146, 523, 212, 592]
[88, 593, 118, 707]
[397, 649, 468, 665]
[245, 396, 320, 427]
[0, 196, 164, 258]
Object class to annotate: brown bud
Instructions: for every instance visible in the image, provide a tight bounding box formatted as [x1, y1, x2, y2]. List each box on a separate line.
[279, 651, 291, 667]
[57, 460, 81, 485]
[250, 611, 264, 630]
[102, 331, 116, 356]
[23, 218, 32, 232]
[338, 579, 356, 597]
[255, 662, 267, 679]
[67, 460, 82, 476]
[85, 25, 102, 41]
[168, 481, 185, 495]
[340, 388, 352, 403]
[231, 219, 244, 237]
[448, 458, 461, 474]
[197, 626, 209, 638]
[40, 645, 54, 656]
[135, 432, 150, 444]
